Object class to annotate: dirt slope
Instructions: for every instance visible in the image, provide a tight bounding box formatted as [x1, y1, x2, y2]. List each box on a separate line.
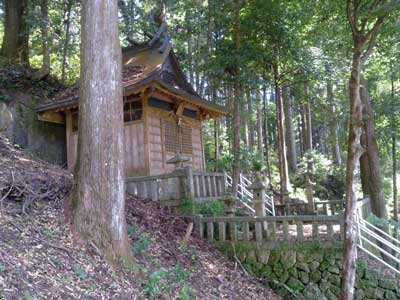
[0, 135, 278, 300]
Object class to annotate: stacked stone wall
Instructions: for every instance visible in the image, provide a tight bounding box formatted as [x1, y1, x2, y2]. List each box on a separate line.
[218, 241, 400, 300]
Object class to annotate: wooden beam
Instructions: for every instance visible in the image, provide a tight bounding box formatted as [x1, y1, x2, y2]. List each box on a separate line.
[175, 102, 185, 116]
[38, 111, 65, 124]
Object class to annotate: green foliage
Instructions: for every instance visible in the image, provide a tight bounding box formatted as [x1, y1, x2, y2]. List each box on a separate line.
[73, 263, 88, 280]
[127, 224, 140, 236]
[0, 94, 10, 104]
[41, 228, 58, 239]
[194, 200, 225, 217]
[177, 284, 192, 300]
[143, 264, 191, 299]
[131, 232, 152, 255]
[367, 214, 400, 232]
[292, 151, 346, 200]
[23, 290, 36, 300]
[180, 198, 224, 217]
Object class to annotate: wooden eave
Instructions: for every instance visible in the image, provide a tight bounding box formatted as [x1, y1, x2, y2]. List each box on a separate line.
[125, 77, 229, 118]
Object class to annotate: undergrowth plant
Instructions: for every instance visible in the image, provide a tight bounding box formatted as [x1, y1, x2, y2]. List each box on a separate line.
[143, 264, 192, 299]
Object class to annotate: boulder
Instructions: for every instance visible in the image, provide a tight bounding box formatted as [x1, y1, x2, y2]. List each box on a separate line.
[303, 283, 325, 300]
[281, 250, 296, 269]
[0, 103, 13, 132]
[286, 277, 305, 291]
[379, 279, 397, 291]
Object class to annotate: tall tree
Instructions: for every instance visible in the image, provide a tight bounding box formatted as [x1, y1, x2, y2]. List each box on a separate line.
[32, 0, 51, 79]
[41, 0, 50, 71]
[231, 0, 242, 197]
[282, 82, 297, 174]
[1, 0, 29, 65]
[273, 62, 290, 204]
[341, 1, 394, 299]
[72, 0, 129, 260]
[326, 69, 342, 165]
[61, 0, 73, 82]
[359, 78, 387, 218]
[391, 70, 398, 221]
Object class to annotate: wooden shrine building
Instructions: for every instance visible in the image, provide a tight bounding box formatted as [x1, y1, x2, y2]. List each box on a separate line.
[37, 43, 228, 176]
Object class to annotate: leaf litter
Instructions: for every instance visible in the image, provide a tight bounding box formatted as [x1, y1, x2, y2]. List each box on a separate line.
[0, 135, 278, 300]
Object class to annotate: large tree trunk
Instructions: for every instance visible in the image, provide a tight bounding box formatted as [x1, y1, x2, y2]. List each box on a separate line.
[300, 105, 307, 157]
[392, 74, 398, 221]
[341, 3, 387, 297]
[263, 84, 272, 184]
[32, 0, 50, 80]
[359, 78, 387, 218]
[1, 0, 29, 65]
[341, 47, 364, 300]
[241, 88, 249, 147]
[393, 132, 398, 221]
[231, 1, 241, 197]
[282, 82, 297, 174]
[61, 0, 73, 82]
[273, 63, 290, 204]
[303, 82, 314, 211]
[247, 88, 255, 149]
[327, 79, 342, 165]
[41, 0, 50, 70]
[256, 89, 263, 162]
[72, 0, 129, 260]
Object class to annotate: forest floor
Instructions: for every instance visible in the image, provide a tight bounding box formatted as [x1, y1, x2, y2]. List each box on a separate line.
[0, 135, 278, 300]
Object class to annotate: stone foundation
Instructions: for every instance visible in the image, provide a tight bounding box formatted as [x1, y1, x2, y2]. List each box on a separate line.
[218, 241, 400, 300]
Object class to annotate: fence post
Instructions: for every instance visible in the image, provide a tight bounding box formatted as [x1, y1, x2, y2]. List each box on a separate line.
[183, 165, 195, 199]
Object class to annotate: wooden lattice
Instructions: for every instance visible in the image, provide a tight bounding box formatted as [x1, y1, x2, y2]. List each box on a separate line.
[163, 120, 178, 152]
[181, 125, 193, 155]
[163, 120, 193, 155]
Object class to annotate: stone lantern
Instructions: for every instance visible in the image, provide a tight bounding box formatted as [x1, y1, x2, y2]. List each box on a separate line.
[222, 193, 236, 217]
[248, 172, 267, 217]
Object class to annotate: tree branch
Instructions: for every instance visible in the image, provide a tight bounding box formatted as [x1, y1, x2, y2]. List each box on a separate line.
[361, 16, 385, 64]
[346, 0, 358, 37]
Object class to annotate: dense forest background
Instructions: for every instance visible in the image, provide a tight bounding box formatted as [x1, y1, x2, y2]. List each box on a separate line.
[0, 0, 399, 215]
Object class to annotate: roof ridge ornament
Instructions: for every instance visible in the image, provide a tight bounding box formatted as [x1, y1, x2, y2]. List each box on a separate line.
[148, 12, 170, 54]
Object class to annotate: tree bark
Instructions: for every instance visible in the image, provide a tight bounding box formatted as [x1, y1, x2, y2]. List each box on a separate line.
[61, 0, 73, 82]
[392, 73, 398, 221]
[256, 89, 263, 162]
[247, 88, 255, 149]
[73, 0, 129, 260]
[341, 3, 388, 296]
[282, 82, 297, 174]
[263, 84, 272, 184]
[32, 0, 50, 80]
[303, 82, 314, 211]
[393, 132, 398, 221]
[1, 0, 29, 65]
[327, 79, 342, 165]
[359, 78, 387, 219]
[300, 104, 307, 157]
[41, 0, 50, 70]
[231, 1, 241, 197]
[341, 47, 364, 300]
[273, 63, 290, 204]
[241, 88, 249, 147]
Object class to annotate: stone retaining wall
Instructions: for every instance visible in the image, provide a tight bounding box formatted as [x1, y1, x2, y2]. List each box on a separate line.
[218, 241, 400, 300]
